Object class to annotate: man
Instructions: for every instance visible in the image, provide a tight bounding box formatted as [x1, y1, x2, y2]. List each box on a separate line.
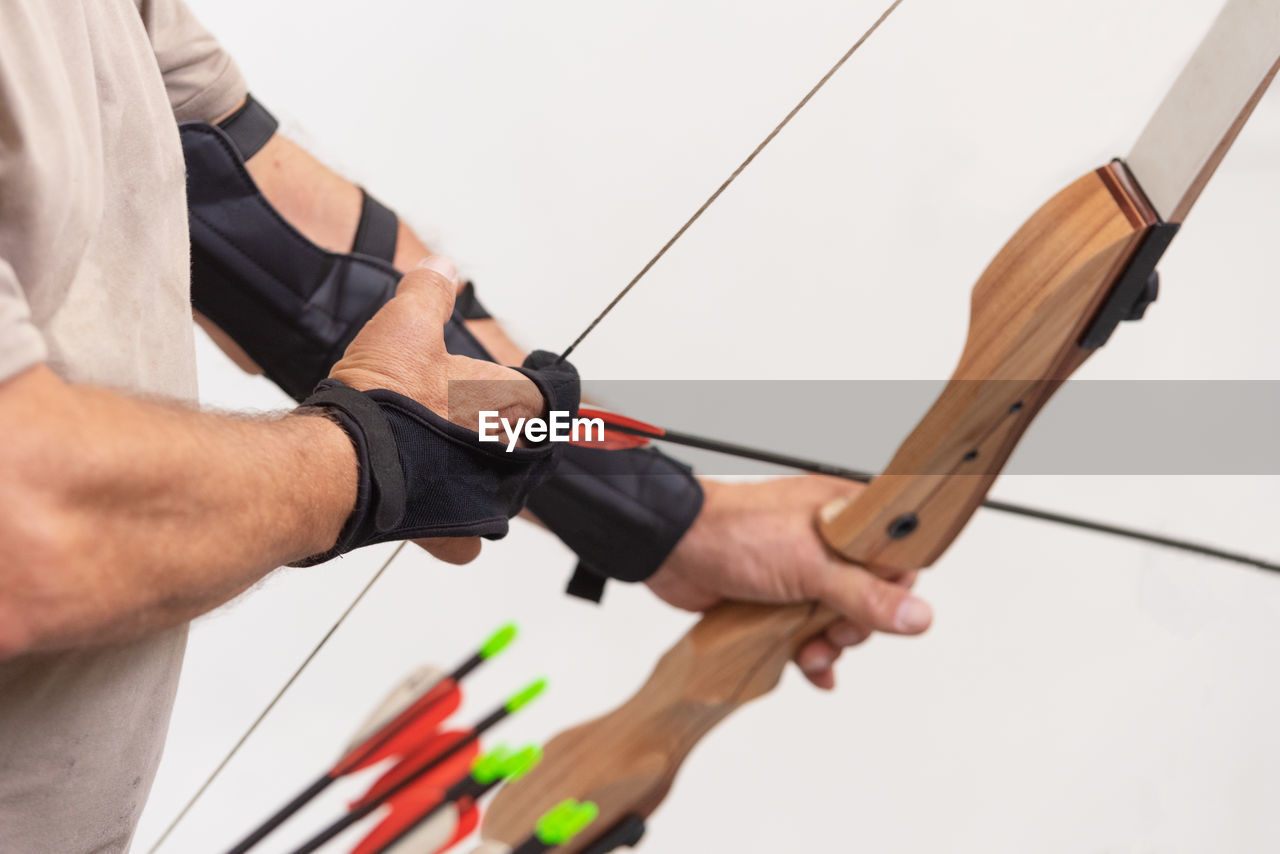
[0, 2, 933, 851]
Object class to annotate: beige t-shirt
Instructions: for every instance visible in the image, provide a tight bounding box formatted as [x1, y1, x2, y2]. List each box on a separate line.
[0, 1, 245, 850]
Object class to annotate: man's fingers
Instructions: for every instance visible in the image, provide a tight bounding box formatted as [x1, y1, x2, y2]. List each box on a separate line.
[396, 255, 460, 328]
[818, 566, 933, 636]
[796, 637, 841, 691]
[414, 536, 482, 565]
[794, 620, 873, 689]
[795, 575, 929, 688]
[888, 569, 919, 590]
[825, 619, 873, 648]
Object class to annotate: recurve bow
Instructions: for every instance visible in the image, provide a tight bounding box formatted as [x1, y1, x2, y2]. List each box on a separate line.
[475, 1, 1280, 851]
[149, 4, 1280, 852]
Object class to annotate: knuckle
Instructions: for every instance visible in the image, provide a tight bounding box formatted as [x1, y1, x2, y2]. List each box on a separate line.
[860, 577, 902, 626]
[519, 394, 545, 422]
[827, 621, 870, 648]
[398, 269, 452, 308]
[503, 379, 545, 423]
[421, 269, 454, 297]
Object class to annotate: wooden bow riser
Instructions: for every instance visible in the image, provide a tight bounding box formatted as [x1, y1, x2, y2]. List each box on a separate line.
[820, 163, 1161, 572]
[483, 163, 1163, 852]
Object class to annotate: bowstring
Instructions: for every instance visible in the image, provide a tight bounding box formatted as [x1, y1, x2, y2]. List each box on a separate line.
[154, 2, 910, 845]
[559, 0, 908, 362]
[145, 543, 407, 854]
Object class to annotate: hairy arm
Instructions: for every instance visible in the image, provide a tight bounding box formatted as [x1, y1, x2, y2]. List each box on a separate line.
[0, 364, 354, 656]
[0, 245, 539, 658]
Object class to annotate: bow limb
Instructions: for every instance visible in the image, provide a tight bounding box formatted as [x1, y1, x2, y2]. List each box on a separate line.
[481, 164, 1164, 852]
[483, 600, 833, 849]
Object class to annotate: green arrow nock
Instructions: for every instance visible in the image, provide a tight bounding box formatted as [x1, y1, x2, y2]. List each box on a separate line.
[472, 743, 541, 785]
[472, 745, 515, 785]
[505, 677, 547, 714]
[480, 623, 518, 660]
[500, 744, 542, 782]
[535, 799, 599, 845]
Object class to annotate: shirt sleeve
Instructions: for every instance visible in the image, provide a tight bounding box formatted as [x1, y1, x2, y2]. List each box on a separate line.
[136, 0, 248, 123]
[0, 258, 47, 383]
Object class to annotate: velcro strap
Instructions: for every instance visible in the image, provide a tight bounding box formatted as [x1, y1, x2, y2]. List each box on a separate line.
[303, 381, 406, 533]
[454, 283, 493, 320]
[291, 354, 579, 566]
[353, 189, 400, 263]
[217, 93, 279, 160]
[566, 563, 608, 603]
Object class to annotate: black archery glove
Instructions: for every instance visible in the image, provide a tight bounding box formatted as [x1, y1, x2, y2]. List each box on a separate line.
[293, 350, 580, 566]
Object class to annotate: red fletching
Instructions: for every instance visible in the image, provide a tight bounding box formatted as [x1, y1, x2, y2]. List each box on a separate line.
[348, 757, 479, 854]
[348, 784, 448, 854]
[573, 407, 662, 450]
[439, 802, 480, 852]
[352, 730, 476, 810]
[332, 678, 462, 776]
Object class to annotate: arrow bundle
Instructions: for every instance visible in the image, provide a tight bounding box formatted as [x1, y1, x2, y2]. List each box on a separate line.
[222, 625, 589, 854]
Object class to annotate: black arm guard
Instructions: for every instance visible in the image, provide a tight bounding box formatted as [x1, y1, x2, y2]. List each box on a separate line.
[444, 298, 704, 599]
[183, 95, 403, 401]
[447, 305, 705, 600]
[294, 350, 580, 566]
[525, 445, 703, 601]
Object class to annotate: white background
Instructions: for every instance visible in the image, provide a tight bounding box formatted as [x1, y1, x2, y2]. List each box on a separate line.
[134, 1, 1280, 852]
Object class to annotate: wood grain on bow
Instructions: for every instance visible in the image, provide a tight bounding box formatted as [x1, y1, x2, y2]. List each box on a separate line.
[480, 163, 1161, 852]
[482, 1, 1280, 845]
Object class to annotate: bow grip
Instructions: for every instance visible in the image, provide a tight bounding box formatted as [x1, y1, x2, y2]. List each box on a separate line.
[819, 162, 1165, 576]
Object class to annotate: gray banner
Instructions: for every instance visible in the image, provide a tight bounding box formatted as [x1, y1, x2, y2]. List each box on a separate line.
[567, 379, 1280, 476]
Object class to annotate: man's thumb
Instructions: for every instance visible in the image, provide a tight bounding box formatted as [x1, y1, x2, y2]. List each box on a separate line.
[397, 254, 460, 324]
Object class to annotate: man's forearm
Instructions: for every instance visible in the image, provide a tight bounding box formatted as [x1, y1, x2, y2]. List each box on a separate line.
[0, 365, 355, 656]
[194, 128, 437, 376]
[247, 132, 526, 364]
[245, 133, 433, 272]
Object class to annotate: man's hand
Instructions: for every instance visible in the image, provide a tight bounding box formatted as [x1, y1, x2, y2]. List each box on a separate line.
[330, 255, 547, 565]
[330, 255, 544, 430]
[646, 477, 933, 690]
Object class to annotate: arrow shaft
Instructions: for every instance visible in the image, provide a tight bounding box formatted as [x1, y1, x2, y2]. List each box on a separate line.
[373, 785, 483, 854]
[509, 840, 551, 854]
[332, 676, 459, 776]
[289, 801, 373, 854]
[289, 709, 507, 854]
[598, 416, 1279, 574]
[225, 774, 333, 854]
